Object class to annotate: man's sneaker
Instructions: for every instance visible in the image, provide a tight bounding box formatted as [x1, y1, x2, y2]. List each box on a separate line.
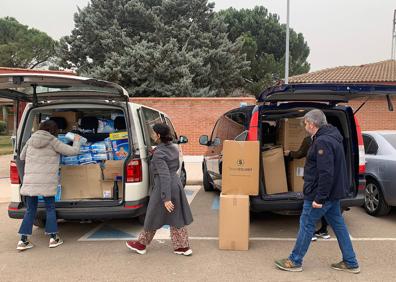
[315, 230, 331, 239]
[126, 241, 146, 255]
[311, 235, 318, 241]
[275, 258, 303, 272]
[174, 247, 193, 256]
[331, 261, 360, 274]
[16, 240, 34, 251]
[49, 235, 64, 248]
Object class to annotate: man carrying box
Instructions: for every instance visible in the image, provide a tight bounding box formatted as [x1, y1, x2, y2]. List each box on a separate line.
[275, 109, 360, 274]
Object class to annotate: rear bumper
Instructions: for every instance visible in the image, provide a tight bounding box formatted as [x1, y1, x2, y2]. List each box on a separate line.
[250, 190, 365, 213]
[8, 197, 149, 220]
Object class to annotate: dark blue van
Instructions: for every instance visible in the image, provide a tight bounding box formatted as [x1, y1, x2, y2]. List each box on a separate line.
[199, 83, 396, 212]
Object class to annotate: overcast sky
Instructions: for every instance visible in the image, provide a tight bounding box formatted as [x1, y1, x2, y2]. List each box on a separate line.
[1, 0, 395, 71]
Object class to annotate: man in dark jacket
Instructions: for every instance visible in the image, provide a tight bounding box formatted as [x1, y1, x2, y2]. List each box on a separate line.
[275, 109, 360, 274]
[285, 135, 330, 241]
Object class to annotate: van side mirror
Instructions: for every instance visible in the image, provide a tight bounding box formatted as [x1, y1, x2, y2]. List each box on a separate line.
[178, 135, 188, 144]
[199, 135, 209, 146]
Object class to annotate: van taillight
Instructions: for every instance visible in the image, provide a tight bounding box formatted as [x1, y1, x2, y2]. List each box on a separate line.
[10, 161, 20, 184]
[126, 159, 142, 183]
[247, 111, 259, 141]
[354, 116, 366, 174]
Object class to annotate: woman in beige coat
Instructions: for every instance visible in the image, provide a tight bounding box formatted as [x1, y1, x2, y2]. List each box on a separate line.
[17, 120, 81, 251]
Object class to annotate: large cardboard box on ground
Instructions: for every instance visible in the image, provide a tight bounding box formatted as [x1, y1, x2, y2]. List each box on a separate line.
[219, 194, 249, 251]
[277, 118, 307, 151]
[52, 111, 79, 131]
[222, 141, 260, 196]
[102, 160, 124, 181]
[288, 158, 305, 192]
[262, 147, 288, 194]
[61, 164, 102, 199]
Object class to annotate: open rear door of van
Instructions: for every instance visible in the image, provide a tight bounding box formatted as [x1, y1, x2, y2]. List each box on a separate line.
[0, 73, 129, 105]
[258, 83, 396, 111]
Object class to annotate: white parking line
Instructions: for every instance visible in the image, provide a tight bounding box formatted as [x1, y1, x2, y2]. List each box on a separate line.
[186, 237, 396, 241]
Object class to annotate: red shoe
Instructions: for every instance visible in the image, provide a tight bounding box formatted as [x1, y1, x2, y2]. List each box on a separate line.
[126, 241, 146, 254]
[174, 247, 192, 256]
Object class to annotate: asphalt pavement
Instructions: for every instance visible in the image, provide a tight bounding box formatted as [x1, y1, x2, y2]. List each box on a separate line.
[1, 154, 396, 281]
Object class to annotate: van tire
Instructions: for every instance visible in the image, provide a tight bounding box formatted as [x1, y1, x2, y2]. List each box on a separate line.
[33, 218, 46, 228]
[138, 214, 146, 225]
[203, 163, 214, 192]
[364, 179, 391, 216]
[180, 166, 187, 188]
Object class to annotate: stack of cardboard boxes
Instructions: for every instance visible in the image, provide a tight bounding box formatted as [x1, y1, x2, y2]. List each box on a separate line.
[219, 141, 260, 251]
[61, 160, 124, 200]
[277, 118, 307, 193]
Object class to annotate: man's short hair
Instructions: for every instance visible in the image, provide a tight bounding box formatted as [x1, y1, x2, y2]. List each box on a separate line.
[304, 109, 327, 128]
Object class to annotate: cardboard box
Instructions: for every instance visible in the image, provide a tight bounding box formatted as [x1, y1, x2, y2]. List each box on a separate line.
[219, 194, 249, 251]
[52, 111, 79, 131]
[102, 160, 124, 180]
[288, 158, 305, 192]
[222, 141, 260, 196]
[262, 147, 288, 194]
[61, 164, 102, 199]
[100, 180, 123, 199]
[277, 118, 307, 151]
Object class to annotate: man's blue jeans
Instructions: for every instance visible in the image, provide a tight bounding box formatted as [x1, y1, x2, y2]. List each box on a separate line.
[18, 196, 58, 236]
[289, 200, 359, 268]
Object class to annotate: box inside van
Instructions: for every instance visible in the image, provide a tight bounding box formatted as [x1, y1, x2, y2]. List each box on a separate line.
[21, 106, 131, 206]
[259, 107, 355, 202]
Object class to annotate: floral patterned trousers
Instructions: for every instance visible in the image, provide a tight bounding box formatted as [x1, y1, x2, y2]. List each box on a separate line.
[138, 226, 190, 249]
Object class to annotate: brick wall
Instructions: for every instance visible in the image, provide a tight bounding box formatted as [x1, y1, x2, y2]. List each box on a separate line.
[348, 97, 396, 130]
[132, 97, 256, 155]
[132, 96, 396, 156]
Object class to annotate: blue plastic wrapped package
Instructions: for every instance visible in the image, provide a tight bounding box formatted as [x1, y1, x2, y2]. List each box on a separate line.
[38, 185, 62, 202]
[98, 119, 115, 133]
[79, 145, 91, 153]
[78, 153, 93, 164]
[91, 142, 107, 153]
[62, 156, 79, 166]
[92, 152, 108, 161]
[58, 134, 68, 144]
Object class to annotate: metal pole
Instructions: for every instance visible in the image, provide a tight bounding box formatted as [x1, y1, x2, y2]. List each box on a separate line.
[285, 0, 290, 84]
[392, 9, 396, 60]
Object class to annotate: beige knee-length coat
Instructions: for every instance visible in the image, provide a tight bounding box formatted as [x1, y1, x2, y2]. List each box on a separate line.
[20, 130, 81, 196]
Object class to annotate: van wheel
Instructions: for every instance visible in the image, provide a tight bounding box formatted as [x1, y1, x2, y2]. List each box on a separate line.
[180, 167, 187, 188]
[138, 214, 146, 225]
[364, 180, 391, 216]
[33, 218, 46, 228]
[203, 164, 214, 192]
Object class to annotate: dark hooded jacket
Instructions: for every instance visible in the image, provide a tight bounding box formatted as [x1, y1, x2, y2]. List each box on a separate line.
[303, 125, 349, 204]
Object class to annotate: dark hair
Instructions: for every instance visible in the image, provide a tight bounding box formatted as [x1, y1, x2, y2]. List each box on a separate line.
[39, 120, 59, 137]
[153, 123, 173, 143]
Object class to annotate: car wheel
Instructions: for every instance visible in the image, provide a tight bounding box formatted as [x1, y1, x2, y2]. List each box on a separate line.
[180, 166, 187, 188]
[203, 163, 214, 192]
[364, 180, 391, 216]
[33, 217, 46, 228]
[138, 213, 146, 225]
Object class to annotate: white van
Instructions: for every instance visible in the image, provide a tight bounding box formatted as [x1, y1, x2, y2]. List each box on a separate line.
[1, 73, 188, 226]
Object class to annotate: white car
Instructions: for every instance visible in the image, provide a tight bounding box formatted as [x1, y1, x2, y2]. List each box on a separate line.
[1, 73, 188, 226]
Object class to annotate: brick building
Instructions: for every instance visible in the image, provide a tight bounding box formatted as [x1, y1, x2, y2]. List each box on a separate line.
[135, 60, 396, 155]
[1, 61, 395, 155]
